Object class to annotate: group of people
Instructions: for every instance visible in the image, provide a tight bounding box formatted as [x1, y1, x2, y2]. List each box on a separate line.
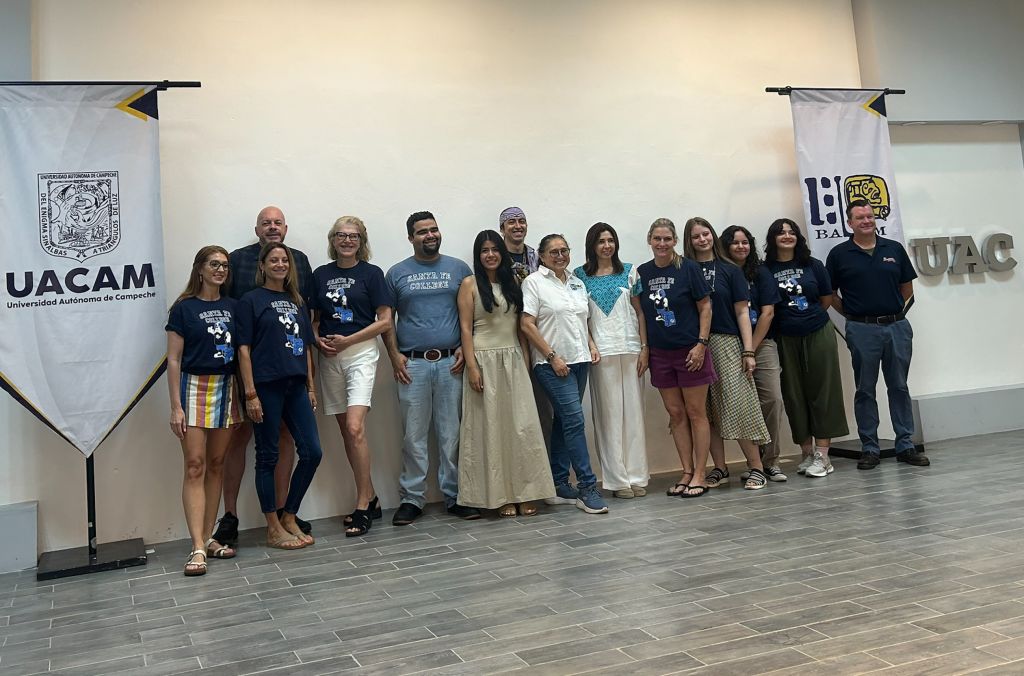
[165, 201, 928, 576]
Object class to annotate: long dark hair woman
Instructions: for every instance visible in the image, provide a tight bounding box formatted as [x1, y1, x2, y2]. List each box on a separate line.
[721, 225, 786, 483]
[763, 218, 849, 478]
[573, 223, 650, 499]
[456, 231, 554, 516]
[682, 217, 771, 491]
[236, 242, 323, 550]
[166, 245, 243, 576]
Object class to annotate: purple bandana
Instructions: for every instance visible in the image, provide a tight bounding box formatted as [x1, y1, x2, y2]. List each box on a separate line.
[499, 206, 526, 228]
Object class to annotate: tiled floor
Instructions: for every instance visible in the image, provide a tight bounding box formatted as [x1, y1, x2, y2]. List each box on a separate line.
[4, 431, 1024, 676]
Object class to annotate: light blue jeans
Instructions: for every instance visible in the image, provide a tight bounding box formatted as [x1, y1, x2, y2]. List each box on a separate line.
[845, 319, 915, 455]
[396, 356, 462, 508]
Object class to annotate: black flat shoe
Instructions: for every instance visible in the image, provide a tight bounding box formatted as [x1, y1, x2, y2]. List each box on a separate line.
[393, 503, 423, 526]
[896, 450, 930, 466]
[345, 496, 382, 525]
[857, 452, 880, 470]
[211, 511, 239, 545]
[345, 509, 373, 537]
[447, 504, 482, 520]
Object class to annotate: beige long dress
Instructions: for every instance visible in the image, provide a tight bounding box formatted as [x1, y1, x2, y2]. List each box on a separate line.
[458, 283, 555, 508]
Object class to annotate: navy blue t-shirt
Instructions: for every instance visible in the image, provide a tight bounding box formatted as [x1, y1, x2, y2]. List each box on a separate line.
[165, 296, 239, 376]
[311, 261, 395, 339]
[825, 237, 917, 317]
[697, 259, 749, 337]
[638, 258, 711, 350]
[764, 258, 832, 337]
[236, 288, 316, 384]
[748, 265, 781, 328]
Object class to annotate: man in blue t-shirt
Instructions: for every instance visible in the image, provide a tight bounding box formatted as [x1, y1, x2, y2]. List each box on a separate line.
[827, 199, 928, 470]
[384, 211, 479, 525]
[213, 206, 316, 544]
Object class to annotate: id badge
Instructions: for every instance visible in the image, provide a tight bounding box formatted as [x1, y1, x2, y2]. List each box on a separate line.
[662, 310, 676, 327]
[291, 337, 304, 356]
[796, 296, 809, 311]
[339, 309, 354, 323]
[749, 309, 758, 325]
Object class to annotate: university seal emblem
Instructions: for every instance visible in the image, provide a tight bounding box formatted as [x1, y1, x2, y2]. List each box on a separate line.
[38, 171, 120, 261]
[843, 174, 890, 220]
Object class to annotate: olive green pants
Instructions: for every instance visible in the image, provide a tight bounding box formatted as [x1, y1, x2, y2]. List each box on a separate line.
[776, 323, 849, 444]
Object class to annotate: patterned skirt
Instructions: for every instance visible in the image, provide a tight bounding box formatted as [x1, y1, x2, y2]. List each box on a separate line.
[706, 334, 770, 444]
[180, 373, 244, 428]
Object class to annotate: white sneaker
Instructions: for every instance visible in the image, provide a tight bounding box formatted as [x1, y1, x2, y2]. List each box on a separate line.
[764, 465, 788, 482]
[805, 452, 833, 478]
[797, 455, 815, 475]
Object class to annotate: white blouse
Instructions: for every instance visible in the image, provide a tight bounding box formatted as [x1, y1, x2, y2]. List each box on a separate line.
[522, 266, 591, 366]
[575, 264, 642, 357]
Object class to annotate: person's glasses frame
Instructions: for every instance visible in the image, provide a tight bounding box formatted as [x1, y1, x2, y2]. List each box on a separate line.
[333, 232, 362, 241]
[206, 261, 230, 270]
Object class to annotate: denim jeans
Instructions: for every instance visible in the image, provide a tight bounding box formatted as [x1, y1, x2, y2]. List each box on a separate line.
[845, 319, 915, 455]
[252, 377, 323, 514]
[396, 356, 462, 508]
[534, 362, 597, 489]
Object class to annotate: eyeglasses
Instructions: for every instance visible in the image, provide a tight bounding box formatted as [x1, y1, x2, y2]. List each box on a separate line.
[545, 248, 570, 257]
[206, 261, 230, 270]
[333, 232, 361, 241]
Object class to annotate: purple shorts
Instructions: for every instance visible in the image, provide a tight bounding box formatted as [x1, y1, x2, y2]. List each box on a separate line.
[649, 345, 718, 390]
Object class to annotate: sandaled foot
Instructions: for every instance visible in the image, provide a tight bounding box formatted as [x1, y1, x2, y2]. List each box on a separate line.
[681, 484, 709, 498]
[706, 467, 730, 488]
[184, 550, 207, 576]
[499, 504, 518, 518]
[205, 538, 235, 559]
[344, 496, 381, 524]
[345, 509, 373, 538]
[518, 502, 538, 516]
[744, 468, 768, 490]
[666, 472, 694, 496]
[266, 535, 307, 550]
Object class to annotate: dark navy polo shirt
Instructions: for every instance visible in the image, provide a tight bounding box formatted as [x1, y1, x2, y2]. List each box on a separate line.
[825, 236, 917, 317]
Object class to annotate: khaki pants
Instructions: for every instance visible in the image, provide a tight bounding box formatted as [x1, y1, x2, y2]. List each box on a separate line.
[753, 338, 785, 466]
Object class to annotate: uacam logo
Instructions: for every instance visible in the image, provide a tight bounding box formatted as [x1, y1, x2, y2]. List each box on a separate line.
[38, 172, 120, 261]
[844, 174, 890, 220]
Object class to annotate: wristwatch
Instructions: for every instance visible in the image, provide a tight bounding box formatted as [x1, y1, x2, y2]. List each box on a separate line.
[545, 351, 557, 363]
[697, 337, 710, 347]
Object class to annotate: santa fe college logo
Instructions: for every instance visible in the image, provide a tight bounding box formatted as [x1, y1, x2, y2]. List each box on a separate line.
[38, 171, 120, 261]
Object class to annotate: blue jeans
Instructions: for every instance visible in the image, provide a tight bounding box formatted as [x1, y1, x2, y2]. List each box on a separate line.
[845, 319, 915, 455]
[252, 377, 323, 514]
[534, 362, 597, 489]
[396, 356, 462, 508]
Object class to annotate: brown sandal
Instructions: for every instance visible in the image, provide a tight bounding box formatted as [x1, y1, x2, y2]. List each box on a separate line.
[184, 550, 207, 576]
[266, 536, 307, 550]
[518, 502, 538, 516]
[499, 504, 518, 518]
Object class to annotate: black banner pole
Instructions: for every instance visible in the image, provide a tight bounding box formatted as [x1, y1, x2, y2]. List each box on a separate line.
[766, 86, 906, 95]
[86, 455, 97, 559]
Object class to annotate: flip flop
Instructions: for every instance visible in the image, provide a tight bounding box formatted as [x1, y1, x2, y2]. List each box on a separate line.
[666, 472, 694, 496]
[681, 485, 709, 498]
[266, 536, 307, 550]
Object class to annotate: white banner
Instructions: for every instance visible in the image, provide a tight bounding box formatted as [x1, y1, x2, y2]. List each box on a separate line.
[0, 85, 166, 456]
[790, 89, 905, 258]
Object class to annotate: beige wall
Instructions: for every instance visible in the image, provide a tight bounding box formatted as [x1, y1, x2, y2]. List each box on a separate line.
[6, 0, 869, 551]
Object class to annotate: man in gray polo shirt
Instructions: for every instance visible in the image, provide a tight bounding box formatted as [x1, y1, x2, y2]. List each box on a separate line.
[384, 211, 481, 525]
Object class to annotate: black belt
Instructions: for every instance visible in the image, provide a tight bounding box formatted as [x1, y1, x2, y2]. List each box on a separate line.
[845, 311, 906, 326]
[401, 348, 455, 362]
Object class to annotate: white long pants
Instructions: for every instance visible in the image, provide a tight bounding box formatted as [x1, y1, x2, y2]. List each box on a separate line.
[589, 352, 649, 490]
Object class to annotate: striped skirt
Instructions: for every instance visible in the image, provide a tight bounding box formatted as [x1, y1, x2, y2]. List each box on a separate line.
[706, 333, 770, 444]
[180, 373, 244, 428]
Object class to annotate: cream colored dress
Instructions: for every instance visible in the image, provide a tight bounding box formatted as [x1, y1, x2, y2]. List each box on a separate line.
[458, 283, 555, 508]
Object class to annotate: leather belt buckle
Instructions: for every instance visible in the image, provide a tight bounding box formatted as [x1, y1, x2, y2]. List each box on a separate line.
[424, 349, 442, 362]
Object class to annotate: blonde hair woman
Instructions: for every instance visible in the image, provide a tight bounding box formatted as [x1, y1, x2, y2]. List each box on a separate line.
[311, 217, 394, 537]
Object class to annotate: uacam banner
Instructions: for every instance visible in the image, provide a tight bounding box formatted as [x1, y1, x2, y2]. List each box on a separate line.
[0, 85, 167, 456]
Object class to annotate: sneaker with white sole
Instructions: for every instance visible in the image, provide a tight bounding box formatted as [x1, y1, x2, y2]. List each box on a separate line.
[764, 465, 788, 482]
[805, 452, 833, 478]
[576, 485, 609, 514]
[545, 483, 579, 505]
[797, 455, 815, 475]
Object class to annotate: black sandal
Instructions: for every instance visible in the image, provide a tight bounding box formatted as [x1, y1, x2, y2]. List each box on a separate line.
[681, 484, 709, 498]
[345, 509, 373, 537]
[344, 496, 381, 525]
[666, 472, 694, 496]
[706, 467, 730, 488]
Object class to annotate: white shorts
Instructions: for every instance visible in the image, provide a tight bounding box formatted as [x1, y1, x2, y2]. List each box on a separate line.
[319, 339, 379, 415]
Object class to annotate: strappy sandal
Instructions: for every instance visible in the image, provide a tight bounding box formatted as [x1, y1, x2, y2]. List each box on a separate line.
[205, 538, 235, 559]
[266, 535, 307, 550]
[744, 468, 768, 490]
[666, 472, 694, 496]
[518, 502, 538, 516]
[706, 467, 730, 488]
[345, 509, 373, 537]
[184, 550, 207, 576]
[499, 504, 518, 518]
[344, 496, 382, 525]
